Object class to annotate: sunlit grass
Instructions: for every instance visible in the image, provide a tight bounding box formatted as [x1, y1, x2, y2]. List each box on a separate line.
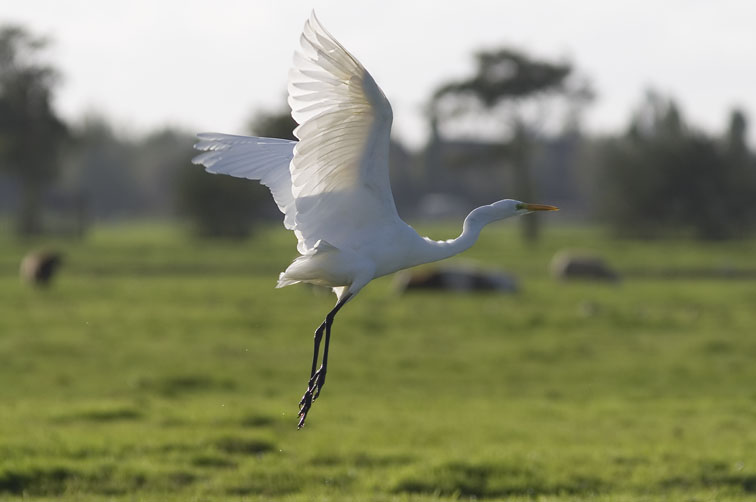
[1, 222, 756, 500]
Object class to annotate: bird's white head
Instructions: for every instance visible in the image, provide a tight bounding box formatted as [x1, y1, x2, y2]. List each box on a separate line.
[452, 199, 559, 253]
[462, 199, 559, 234]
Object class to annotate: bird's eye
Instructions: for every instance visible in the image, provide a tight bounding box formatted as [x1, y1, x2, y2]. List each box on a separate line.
[515, 203, 524, 210]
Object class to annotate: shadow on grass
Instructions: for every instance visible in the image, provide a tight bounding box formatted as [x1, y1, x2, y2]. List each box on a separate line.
[224, 470, 356, 497]
[659, 460, 756, 494]
[213, 436, 275, 456]
[52, 405, 143, 423]
[136, 374, 237, 397]
[391, 460, 605, 498]
[0, 466, 73, 495]
[0, 464, 197, 496]
[224, 472, 304, 497]
[240, 413, 278, 427]
[190, 454, 238, 469]
[309, 452, 415, 469]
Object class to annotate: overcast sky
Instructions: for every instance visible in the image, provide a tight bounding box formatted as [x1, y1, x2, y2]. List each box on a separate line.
[4, 0, 756, 147]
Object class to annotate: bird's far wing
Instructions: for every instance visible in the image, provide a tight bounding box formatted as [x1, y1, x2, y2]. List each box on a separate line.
[192, 133, 297, 230]
[287, 11, 399, 252]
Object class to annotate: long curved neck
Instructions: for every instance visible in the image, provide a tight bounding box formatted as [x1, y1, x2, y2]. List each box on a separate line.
[420, 206, 493, 264]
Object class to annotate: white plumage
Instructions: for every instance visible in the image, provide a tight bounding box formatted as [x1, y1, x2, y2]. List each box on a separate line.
[192, 11, 557, 427]
[192, 134, 297, 230]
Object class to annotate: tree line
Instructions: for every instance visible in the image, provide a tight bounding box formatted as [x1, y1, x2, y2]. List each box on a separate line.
[1, 23, 755, 240]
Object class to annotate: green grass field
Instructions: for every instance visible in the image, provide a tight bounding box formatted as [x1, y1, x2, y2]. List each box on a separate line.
[2, 222, 756, 501]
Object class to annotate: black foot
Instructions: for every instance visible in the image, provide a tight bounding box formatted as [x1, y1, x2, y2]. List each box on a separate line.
[297, 366, 327, 428]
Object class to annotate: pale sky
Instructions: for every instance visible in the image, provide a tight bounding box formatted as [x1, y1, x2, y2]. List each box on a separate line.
[4, 0, 756, 147]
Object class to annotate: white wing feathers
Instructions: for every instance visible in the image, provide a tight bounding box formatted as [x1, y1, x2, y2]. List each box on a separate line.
[287, 12, 398, 252]
[192, 133, 297, 231]
[193, 11, 399, 256]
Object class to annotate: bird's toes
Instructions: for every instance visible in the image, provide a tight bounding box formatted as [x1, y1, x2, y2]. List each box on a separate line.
[312, 379, 326, 400]
[299, 388, 312, 410]
[298, 367, 327, 427]
[297, 408, 309, 428]
[307, 371, 320, 389]
[310, 367, 327, 401]
[298, 381, 320, 428]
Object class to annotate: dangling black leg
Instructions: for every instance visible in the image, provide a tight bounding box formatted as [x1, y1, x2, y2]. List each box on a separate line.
[312, 306, 335, 401]
[298, 294, 350, 428]
[309, 321, 326, 379]
[297, 320, 325, 424]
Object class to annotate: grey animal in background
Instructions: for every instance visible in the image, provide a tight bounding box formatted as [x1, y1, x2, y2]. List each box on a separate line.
[550, 251, 619, 282]
[396, 264, 519, 293]
[20, 251, 63, 287]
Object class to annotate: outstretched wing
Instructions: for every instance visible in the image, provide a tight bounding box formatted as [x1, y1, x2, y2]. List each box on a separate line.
[192, 133, 298, 231]
[287, 11, 400, 253]
[193, 12, 400, 255]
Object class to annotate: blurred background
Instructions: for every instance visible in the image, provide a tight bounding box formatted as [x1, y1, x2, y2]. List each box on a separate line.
[2, 0, 755, 238]
[2, 2, 756, 500]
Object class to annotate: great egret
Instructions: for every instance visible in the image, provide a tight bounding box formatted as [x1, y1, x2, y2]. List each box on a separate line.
[192, 11, 558, 428]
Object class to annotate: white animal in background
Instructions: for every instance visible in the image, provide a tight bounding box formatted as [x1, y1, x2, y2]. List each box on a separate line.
[192, 11, 558, 428]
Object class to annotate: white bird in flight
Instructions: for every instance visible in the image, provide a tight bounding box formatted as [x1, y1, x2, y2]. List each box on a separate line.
[193, 11, 558, 428]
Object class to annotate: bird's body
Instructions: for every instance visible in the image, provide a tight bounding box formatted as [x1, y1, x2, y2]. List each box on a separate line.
[193, 12, 557, 427]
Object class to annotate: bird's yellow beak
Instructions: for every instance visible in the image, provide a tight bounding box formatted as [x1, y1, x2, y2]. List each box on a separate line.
[520, 203, 559, 211]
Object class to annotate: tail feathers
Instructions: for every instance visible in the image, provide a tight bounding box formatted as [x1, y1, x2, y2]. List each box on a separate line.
[276, 272, 300, 288]
[276, 241, 341, 289]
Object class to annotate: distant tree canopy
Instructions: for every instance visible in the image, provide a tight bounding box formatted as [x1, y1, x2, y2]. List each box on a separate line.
[597, 91, 756, 240]
[0, 25, 67, 235]
[177, 168, 268, 239]
[4, 22, 755, 245]
[247, 106, 297, 141]
[433, 48, 572, 109]
[61, 117, 196, 220]
[431, 47, 591, 241]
